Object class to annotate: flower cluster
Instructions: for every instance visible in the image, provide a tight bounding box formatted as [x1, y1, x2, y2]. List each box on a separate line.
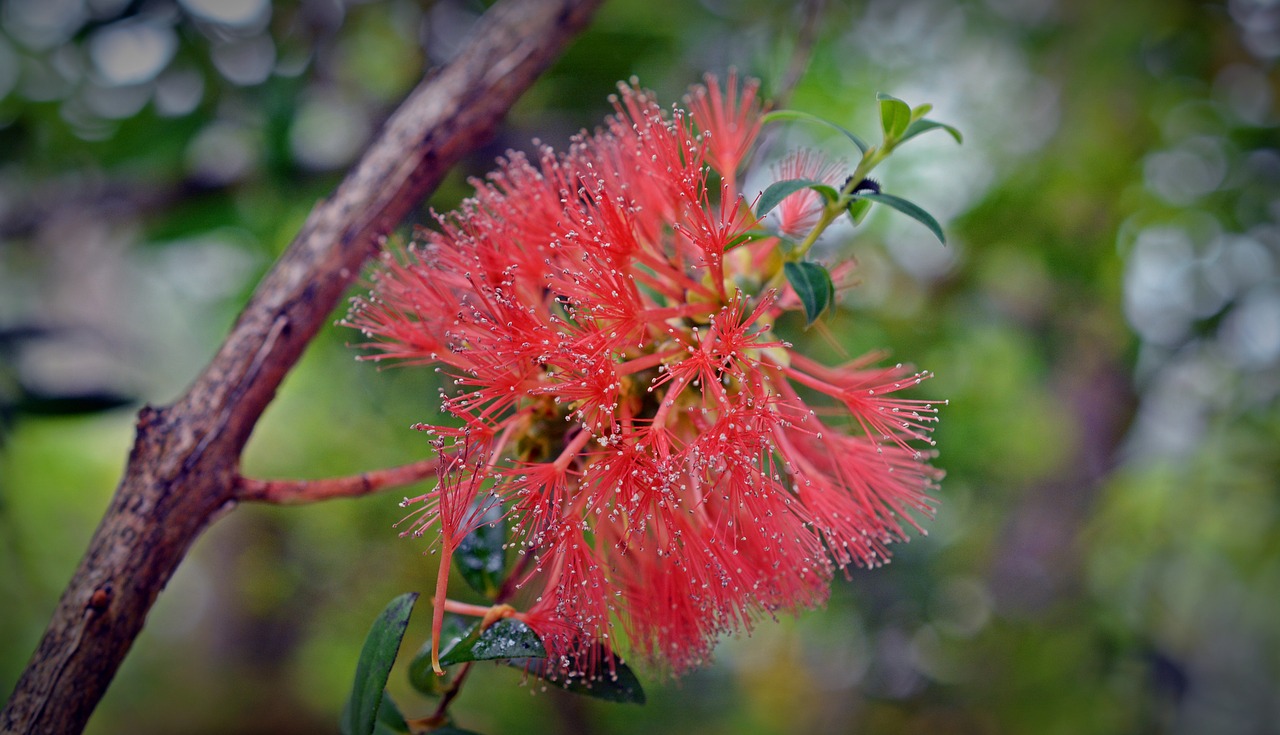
[346, 73, 942, 678]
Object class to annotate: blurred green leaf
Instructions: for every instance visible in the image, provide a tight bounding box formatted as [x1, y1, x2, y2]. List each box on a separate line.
[342, 593, 418, 735]
[757, 178, 831, 217]
[877, 92, 912, 140]
[761, 110, 870, 154]
[857, 191, 947, 244]
[454, 500, 506, 599]
[900, 119, 964, 146]
[508, 645, 646, 704]
[783, 261, 835, 326]
[438, 617, 546, 666]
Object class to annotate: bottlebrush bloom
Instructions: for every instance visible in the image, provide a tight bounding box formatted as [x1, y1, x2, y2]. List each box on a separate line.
[346, 74, 943, 679]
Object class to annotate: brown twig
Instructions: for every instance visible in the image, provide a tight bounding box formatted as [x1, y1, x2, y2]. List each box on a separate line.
[0, 1, 602, 733]
[235, 457, 442, 505]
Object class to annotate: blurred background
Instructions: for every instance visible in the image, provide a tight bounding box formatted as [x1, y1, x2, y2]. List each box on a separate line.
[2, 0, 1279, 733]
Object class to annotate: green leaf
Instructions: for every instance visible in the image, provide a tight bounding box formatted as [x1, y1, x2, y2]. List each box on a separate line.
[508, 645, 646, 704]
[877, 92, 912, 140]
[374, 692, 410, 735]
[899, 118, 963, 146]
[342, 593, 418, 735]
[438, 617, 546, 666]
[408, 614, 469, 696]
[757, 178, 831, 217]
[783, 261, 835, 326]
[453, 499, 506, 599]
[847, 197, 873, 225]
[342, 691, 411, 735]
[857, 191, 947, 244]
[911, 102, 933, 119]
[761, 109, 870, 154]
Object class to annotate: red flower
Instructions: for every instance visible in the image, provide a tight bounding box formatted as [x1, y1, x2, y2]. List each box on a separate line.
[347, 75, 943, 679]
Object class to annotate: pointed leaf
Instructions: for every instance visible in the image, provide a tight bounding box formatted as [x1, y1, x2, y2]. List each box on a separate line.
[408, 614, 469, 696]
[438, 617, 546, 666]
[761, 109, 870, 154]
[343, 593, 418, 735]
[911, 102, 933, 119]
[857, 191, 947, 244]
[877, 92, 912, 140]
[757, 178, 827, 217]
[783, 261, 835, 326]
[900, 119, 963, 146]
[507, 645, 646, 704]
[453, 500, 506, 599]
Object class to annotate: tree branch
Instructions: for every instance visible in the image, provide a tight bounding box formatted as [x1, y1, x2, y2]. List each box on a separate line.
[235, 457, 442, 505]
[0, 0, 602, 732]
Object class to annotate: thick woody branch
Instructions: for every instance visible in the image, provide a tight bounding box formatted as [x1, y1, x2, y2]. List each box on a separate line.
[235, 457, 442, 505]
[0, 1, 602, 733]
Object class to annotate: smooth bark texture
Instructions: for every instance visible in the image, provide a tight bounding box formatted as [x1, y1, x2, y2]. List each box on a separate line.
[1, 0, 602, 732]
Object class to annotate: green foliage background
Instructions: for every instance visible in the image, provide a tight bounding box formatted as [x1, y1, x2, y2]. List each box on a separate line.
[2, 0, 1278, 733]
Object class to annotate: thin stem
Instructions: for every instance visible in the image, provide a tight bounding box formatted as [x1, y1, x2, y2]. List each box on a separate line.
[234, 457, 441, 504]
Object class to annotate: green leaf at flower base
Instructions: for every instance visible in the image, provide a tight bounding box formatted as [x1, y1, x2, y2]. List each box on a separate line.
[342, 593, 418, 735]
[453, 499, 506, 599]
[438, 617, 546, 666]
[507, 645, 647, 704]
[760, 109, 870, 154]
[783, 261, 835, 326]
[408, 614, 470, 696]
[877, 92, 912, 140]
[757, 178, 837, 218]
[856, 191, 947, 244]
[899, 119, 964, 146]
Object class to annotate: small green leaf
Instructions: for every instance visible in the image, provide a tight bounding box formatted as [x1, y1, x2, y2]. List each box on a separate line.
[453, 500, 506, 599]
[783, 261, 835, 326]
[911, 102, 933, 119]
[508, 645, 647, 704]
[899, 119, 963, 146]
[761, 109, 870, 154]
[408, 615, 469, 696]
[847, 197, 872, 225]
[877, 92, 912, 140]
[343, 593, 418, 735]
[757, 178, 828, 217]
[438, 617, 546, 666]
[857, 191, 947, 244]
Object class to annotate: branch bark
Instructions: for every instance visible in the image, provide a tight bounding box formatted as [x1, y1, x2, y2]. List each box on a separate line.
[234, 457, 442, 505]
[0, 0, 602, 732]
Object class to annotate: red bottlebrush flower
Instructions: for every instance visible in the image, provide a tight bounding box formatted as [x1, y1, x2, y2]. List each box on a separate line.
[346, 75, 943, 680]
